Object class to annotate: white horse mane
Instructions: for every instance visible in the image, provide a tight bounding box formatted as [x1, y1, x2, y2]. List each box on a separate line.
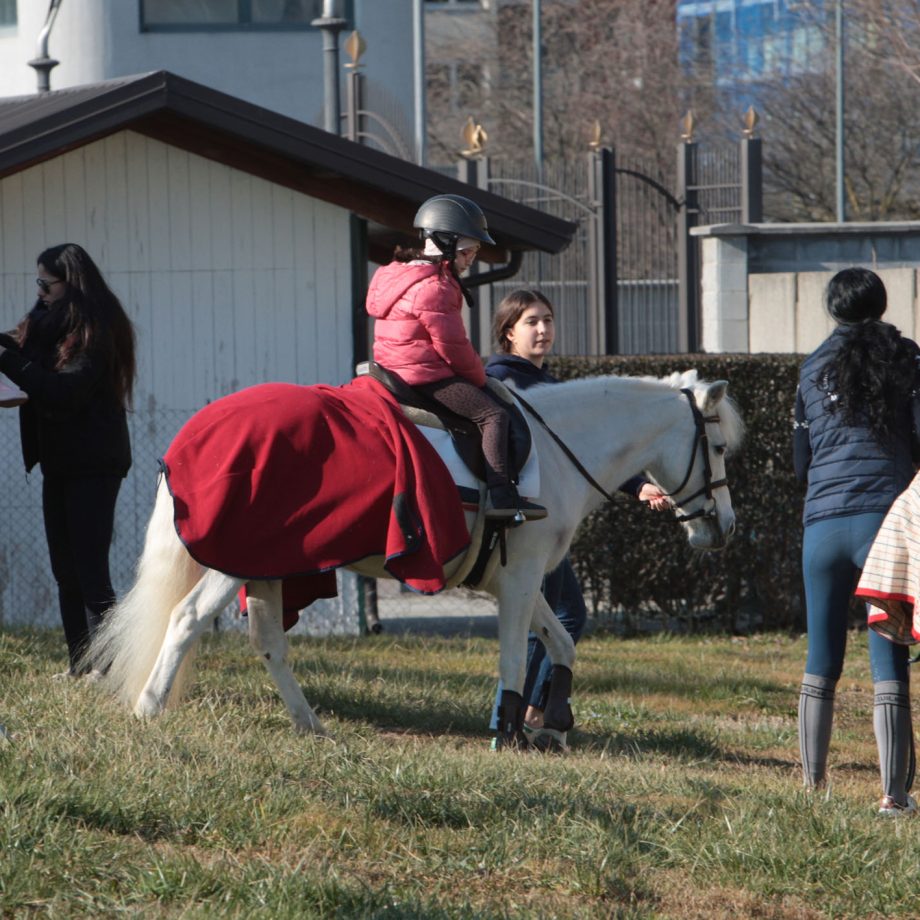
[524, 368, 745, 453]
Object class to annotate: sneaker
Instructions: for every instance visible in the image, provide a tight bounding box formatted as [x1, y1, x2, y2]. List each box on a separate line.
[527, 727, 569, 754]
[0, 374, 27, 408]
[878, 794, 918, 817]
[51, 669, 78, 681]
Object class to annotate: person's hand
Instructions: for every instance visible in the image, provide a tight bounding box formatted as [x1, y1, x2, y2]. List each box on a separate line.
[638, 482, 670, 512]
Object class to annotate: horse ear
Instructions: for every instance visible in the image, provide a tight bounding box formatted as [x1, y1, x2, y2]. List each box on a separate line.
[679, 369, 699, 388]
[701, 380, 728, 413]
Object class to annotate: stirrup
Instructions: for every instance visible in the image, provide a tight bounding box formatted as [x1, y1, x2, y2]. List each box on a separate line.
[485, 498, 548, 523]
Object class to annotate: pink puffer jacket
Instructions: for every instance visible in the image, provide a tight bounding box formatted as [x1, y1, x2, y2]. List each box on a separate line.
[366, 261, 486, 387]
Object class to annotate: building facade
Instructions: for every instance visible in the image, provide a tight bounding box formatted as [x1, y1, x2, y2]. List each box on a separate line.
[677, 0, 827, 106]
[0, 0, 416, 154]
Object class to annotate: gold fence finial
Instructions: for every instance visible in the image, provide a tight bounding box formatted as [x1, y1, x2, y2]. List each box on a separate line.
[680, 110, 695, 142]
[742, 105, 759, 137]
[344, 30, 366, 69]
[588, 118, 603, 150]
[460, 116, 488, 158]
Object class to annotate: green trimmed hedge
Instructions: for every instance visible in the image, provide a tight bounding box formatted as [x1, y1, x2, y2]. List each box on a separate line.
[550, 354, 806, 634]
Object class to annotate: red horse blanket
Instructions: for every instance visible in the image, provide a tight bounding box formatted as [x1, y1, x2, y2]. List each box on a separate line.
[161, 377, 471, 623]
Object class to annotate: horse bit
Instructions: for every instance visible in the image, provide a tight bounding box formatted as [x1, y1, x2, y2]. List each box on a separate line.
[512, 386, 727, 523]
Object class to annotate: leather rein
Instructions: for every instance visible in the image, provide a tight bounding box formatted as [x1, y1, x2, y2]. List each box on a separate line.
[510, 386, 727, 523]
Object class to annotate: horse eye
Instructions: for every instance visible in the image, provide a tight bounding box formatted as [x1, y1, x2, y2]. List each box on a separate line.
[714, 445, 726, 456]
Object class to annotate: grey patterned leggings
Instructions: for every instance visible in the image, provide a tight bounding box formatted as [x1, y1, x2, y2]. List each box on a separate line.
[415, 376, 510, 486]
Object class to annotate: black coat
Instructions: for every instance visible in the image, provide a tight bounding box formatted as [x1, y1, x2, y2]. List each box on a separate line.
[0, 303, 131, 478]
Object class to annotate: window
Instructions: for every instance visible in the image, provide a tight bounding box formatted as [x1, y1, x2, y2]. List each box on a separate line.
[0, 0, 16, 27]
[141, 1, 353, 31]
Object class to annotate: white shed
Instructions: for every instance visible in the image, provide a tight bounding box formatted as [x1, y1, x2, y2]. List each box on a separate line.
[0, 71, 575, 631]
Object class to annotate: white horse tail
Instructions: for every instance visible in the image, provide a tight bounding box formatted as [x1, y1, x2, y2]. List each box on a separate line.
[88, 476, 202, 709]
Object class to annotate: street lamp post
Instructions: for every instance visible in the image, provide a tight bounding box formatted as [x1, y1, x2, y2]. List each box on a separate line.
[311, 0, 348, 136]
[413, 0, 427, 166]
[533, 0, 543, 181]
[835, 0, 845, 222]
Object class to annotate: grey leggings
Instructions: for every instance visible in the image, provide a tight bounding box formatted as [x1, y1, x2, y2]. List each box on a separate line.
[415, 376, 510, 486]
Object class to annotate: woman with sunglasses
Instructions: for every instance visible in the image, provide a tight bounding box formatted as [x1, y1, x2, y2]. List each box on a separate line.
[0, 244, 136, 677]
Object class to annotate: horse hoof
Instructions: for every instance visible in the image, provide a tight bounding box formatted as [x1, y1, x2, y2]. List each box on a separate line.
[133, 693, 165, 720]
[528, 728, 569, 754]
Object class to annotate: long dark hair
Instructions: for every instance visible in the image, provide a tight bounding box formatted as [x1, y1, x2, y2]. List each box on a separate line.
[819, 268, 917, 442]
[18, 243, 136, 408]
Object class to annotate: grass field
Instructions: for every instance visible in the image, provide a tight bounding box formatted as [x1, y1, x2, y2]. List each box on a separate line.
[2, 625, 918, 919]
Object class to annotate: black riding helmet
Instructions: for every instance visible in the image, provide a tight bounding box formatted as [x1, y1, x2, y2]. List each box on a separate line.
[413, 194, 496, 260]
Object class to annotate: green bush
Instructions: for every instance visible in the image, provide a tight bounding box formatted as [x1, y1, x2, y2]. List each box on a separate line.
[550, 354, 806, 635]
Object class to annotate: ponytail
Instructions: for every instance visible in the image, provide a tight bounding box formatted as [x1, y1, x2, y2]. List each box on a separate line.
[820, 320, 918, 442]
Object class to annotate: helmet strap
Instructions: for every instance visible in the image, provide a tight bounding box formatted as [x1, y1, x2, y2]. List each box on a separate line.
[428, 231, 458, 262]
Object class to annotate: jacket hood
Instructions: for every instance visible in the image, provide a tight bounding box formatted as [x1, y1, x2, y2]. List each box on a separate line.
[366, 261, 442, 318]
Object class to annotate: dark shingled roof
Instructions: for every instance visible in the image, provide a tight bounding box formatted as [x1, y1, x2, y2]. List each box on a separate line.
[0, 71, 576, 260]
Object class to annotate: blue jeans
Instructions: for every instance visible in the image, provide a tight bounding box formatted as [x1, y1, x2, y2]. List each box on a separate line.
[489, 557, 587, 730]
[803, 512, 909, 684]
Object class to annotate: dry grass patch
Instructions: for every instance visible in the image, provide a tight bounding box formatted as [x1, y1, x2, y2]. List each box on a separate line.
[3, 627, 920, 918]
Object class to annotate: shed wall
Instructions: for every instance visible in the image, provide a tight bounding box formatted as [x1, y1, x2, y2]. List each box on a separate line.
[0, 131, 358, 633]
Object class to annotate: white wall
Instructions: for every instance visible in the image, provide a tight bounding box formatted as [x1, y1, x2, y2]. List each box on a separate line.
[0, 131, 357, 632]
[0, 0, 415, 137]
[0, 131, 355, 406]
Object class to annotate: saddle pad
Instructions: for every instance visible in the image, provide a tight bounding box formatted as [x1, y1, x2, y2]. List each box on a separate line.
[161, 377, 471, 619]
[415, 419, 541, 504]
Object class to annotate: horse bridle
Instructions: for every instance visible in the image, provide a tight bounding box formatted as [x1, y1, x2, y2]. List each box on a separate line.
[664, 388, 729, 523]
[511, 386, 727, 524]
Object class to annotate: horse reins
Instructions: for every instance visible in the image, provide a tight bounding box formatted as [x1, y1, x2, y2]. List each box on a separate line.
[665, 388, 729, 523]
[510, 386, 727, 522]
[510, 390, 619, 504]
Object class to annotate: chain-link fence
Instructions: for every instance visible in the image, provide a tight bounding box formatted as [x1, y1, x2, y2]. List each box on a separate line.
[0, 407, 368, 636]
[0, 408, 189, 632]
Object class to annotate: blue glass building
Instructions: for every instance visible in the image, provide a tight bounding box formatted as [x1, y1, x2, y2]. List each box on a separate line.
[677, 0, 828, 106]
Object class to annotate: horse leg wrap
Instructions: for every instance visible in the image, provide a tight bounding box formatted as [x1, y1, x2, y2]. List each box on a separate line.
[543, 665, 574, 732]
[495, 689, 528, 750]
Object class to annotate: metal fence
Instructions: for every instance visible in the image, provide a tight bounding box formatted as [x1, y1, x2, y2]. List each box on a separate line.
[462, 139, 758, 357]
[486, 157, 596, 355]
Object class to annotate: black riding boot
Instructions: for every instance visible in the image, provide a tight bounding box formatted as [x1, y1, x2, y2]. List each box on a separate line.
[486, 483, 547, 522]
[495, 689, 529, 750]
[529, 665, 575, 754]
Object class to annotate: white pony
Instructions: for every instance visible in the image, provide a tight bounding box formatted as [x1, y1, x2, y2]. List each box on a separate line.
[87, 369, 742, 747]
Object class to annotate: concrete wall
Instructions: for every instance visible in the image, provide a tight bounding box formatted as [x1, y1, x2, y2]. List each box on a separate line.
[694, 222, 920, 354]
[748, 268, 919, 353]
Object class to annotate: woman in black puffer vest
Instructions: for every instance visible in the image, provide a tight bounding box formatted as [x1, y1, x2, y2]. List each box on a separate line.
[0, 244, 136, 678]
[794, 267, 920, 815]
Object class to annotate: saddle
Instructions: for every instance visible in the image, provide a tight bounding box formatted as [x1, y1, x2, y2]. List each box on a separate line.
[360, 361, 532, 483]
